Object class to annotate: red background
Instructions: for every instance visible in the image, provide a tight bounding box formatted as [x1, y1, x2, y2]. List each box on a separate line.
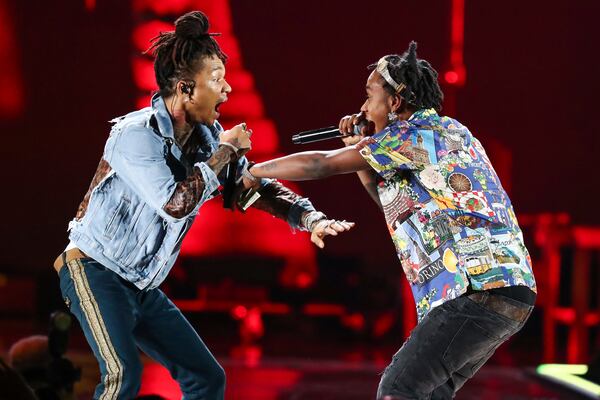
[1, 0, 599, 273]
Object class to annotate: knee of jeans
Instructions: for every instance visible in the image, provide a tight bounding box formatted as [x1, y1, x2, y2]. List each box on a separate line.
[379, 369, 429, 399]
[377, 366, 399, 398]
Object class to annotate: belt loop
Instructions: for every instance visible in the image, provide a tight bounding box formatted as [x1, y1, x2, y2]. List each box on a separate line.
[61, 252, 67, 267]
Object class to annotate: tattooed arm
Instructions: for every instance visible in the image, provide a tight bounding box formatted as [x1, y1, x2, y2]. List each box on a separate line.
[164, 123, 251, 218]
[250, 146, 370, 181]
[109, 121, 251, 221]
[245, 180, 354, 247]
[164, 145, 236, 218]
[250, 180, 306, 223]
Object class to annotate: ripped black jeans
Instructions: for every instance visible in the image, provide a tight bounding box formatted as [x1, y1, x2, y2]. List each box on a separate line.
[377, 291, 534, 400]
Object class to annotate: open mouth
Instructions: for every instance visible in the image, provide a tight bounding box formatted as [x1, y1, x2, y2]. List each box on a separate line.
[214, 97, 227, 115]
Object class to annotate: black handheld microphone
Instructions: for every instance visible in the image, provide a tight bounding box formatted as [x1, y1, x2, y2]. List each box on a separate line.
[292, 120, 368, 144]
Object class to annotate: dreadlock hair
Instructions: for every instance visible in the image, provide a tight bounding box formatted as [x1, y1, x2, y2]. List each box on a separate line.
[146, 11, 228, 97]
[369, 41, 444, 112]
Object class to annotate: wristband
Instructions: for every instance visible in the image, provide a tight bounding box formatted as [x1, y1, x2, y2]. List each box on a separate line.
[242, 163, 259, 183]
[219, 142, 239, 154]
[302, 211, 327, 232]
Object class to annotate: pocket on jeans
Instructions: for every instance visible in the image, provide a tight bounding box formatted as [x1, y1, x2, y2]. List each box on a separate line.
[464, 297, 522, 337]
[442, 319, 500, 371]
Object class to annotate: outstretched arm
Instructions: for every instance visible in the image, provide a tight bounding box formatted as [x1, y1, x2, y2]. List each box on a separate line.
[249, 146, 371, 181]
[235, 177, 355, 248]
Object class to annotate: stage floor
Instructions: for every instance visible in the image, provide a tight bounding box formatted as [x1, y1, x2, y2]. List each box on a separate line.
[57, 352, 584, 399]
[0, 314, 591, 399]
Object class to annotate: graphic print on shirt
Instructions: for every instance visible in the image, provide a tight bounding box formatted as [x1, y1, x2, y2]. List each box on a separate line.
[360, 108, 536, 321]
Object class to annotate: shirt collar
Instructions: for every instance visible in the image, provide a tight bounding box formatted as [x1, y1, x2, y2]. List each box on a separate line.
[150, 93, 176, 139]
[374, 108, 440, 138]
[408, 108, 438, 123]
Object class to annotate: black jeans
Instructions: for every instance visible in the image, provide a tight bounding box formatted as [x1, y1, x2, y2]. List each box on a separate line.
[377, 291, 534, 400]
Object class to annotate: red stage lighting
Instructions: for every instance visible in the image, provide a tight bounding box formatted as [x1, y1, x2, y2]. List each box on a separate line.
[444, 71, 459, 84]
[0, 0, 23, 118]
[294, 272, 313, 289]
[231, 305, 248, 320]
[84, 0, 95, 12]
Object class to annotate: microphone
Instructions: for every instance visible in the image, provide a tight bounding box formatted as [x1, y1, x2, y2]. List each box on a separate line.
[292, 120, 368, 144]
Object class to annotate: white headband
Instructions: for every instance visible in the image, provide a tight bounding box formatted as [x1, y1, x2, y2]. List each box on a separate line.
[376, 57, 406, 94]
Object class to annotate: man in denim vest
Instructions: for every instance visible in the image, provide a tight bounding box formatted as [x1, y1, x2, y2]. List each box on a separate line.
[54, 11, 353, 400]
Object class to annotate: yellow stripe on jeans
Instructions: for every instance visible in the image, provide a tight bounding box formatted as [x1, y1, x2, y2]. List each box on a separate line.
[67, 259, 123, 399]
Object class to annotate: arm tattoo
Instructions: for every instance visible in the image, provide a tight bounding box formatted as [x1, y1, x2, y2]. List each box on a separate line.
[164, 145, 235, 218]
[207, 144, 236, 175]
[251, 180, 302, 221]
[163, 166, 206, 218]
[263, 161, 277, 171]
[75, 159, 112, 220]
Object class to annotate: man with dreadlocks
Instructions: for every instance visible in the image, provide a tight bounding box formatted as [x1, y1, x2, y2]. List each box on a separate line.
[247, 41, 536, 399]
[53, 11, 353, 400]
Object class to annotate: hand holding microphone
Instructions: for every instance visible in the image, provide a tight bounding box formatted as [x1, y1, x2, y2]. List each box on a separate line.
[338, 112, 374, 147]
[219, 122, 253, 158]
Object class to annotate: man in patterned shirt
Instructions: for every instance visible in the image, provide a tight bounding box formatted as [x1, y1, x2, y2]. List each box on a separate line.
[247, 41, 536, 399]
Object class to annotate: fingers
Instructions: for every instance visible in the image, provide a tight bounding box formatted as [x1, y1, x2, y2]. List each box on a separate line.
[355, 111, 366, 124]
[341, 135, 358, 146]
[350, 112, 363, 134]
[311, 232, 325, 249]
[228, 123, 253, 151]
[326, 220, 355, 234]
[234, 122, 247, 132]
[339, 114, 361, 135]
[310, 219, 355, 249]
[339, 115, 353, 133]
[324, 226, 338, 236]
[340, 117, 362, 146]
[330, 220, 355, 232]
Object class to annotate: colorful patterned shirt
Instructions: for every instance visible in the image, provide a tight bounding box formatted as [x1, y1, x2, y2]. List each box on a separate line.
[358, 109, 536, 321]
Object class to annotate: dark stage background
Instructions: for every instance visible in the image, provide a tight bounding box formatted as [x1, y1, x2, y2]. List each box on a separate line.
[2, 1, 600, 398]
[2, 1, 599, 271]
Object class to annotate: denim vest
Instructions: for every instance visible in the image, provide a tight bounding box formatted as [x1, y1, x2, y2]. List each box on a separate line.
[69, 95, 235, 289]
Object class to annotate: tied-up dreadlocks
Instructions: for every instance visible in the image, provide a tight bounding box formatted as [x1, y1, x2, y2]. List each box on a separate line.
[145, 11, 228, 97]
[370, 41, 444, 111]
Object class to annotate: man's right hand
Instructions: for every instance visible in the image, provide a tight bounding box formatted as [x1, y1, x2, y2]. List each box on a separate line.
[310, 219, 355, 249]
[338, 112, 374, 147]
[220, 123, 252, 157]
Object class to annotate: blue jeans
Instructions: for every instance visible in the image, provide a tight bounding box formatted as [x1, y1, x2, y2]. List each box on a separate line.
[377, 291, 534, 400]
[58, 258, 225, 400]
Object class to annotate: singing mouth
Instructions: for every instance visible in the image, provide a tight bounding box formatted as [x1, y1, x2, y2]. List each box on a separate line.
[215, 97, 228, 114]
